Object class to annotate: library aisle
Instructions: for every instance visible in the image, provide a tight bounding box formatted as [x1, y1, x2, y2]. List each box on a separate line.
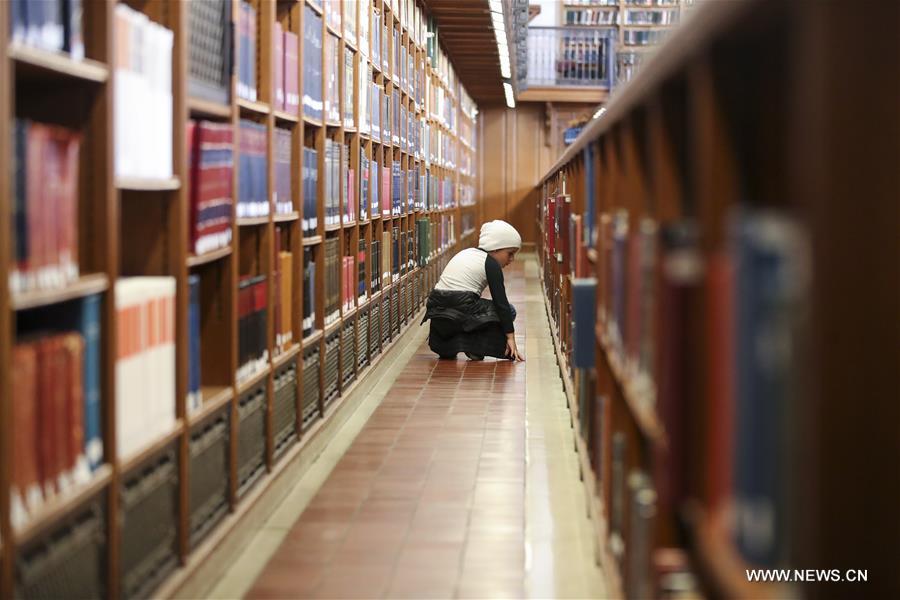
[204, 257, 607, 599]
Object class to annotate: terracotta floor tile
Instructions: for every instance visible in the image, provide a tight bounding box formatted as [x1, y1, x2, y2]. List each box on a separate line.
[309, 564, 394, 599]
[395, 541, 464, 570]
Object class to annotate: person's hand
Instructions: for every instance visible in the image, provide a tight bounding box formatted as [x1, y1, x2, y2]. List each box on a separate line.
[505, 334, 525, 362]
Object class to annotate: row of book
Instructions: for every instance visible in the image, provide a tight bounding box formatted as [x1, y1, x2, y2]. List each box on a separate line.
[11, 293, 102, 529]
[302, 5, 324, 121]
[325, 34, 341, 124]
[550, 184, 810, 568]
[236, 1, 258, 102]
[273, 240, 294, 355]
[237, 275, 268, 382]
[271, 22, 301, 115]
[10, 0, 84, 59]
[114, 5, 174, 181]
[10, 120, 81, 295]
[323, 140, 348, 227]
[323, 239, 341, 326]
[369, 240, 382, 295]
[238, 120, 269, 219]
[187, 120, 234, 257]
[565, 8, 618, 26]
[273, 128, 293, 215]
[341, 256, 357, 313]
[115, 278, 177, 461]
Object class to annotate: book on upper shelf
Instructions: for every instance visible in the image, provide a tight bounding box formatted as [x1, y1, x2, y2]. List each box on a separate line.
[238, 120, 269, 219]
[113, 5, 173, 182]
[302, 146, 319, 236]
[237, 274, 268, 382]
[10, 119, 82, 296]
[237, 1, 258, 102]
[325, 33, 340, 124]
[303, 5, 324, 121]
[10, 0, 85, 60]
[187, 120, 234, 256]
[274, 127, 293, 215]
[358, 239, 368, 303]
[188, 0, 232, 105]
[115, 277, 176, 460]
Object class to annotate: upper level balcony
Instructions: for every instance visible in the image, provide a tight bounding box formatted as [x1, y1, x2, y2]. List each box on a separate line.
[517, 26, 616, 103]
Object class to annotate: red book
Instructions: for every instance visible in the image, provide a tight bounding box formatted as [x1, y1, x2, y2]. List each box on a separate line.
[381, 166, 390, 216]
[186, 120, 199, 252]
[273, 21, 284, 111]
[705, 251, 735, 511]
[11, 343, 39, 512]
[48, 337, 69, 496]
[284, 31, 299, 113]
[54, 127, 80, 282]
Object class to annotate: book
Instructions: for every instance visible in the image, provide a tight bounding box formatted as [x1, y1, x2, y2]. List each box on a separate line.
[358, 239, 367, 301]
[343, 47, 354, 129]
[302, 6, 323, 121]
[238, 120, 268, 218]
[274, 127, 292, 215]
[325, 34, 340, 123]
[115, 277, 176, 461]
[237, 275, 268, 381]
[359, 151, 369, 220]
[277, 251, 293, 351]
[303, 247, 316, 337]
[302, 147, 319, 235]
[237, 1, 258, 102]
[273, 21, 284, 111]
[571, 279, 597, 369]
[187, 274, 202, 414]
[187, 120, 234, 256]
[731, 210, 810, 567]
[284, 30, 300, 113]
[187, 0, 231, 104]
[11, 120, 81, 294]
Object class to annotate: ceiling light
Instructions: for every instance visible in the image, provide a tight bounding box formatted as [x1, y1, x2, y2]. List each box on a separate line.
[503, 82, 515, 108]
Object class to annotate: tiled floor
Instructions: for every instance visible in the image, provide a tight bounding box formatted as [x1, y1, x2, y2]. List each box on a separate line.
[210, 257, 606, 599]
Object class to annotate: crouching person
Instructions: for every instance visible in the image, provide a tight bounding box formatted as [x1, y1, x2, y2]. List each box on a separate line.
[421, 220, 525, 362]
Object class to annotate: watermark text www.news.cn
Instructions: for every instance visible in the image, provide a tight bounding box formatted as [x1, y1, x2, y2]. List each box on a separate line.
[746, 569, 868, 583]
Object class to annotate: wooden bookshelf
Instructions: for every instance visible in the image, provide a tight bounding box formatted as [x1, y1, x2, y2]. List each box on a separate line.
[0, 0, 479, 597]
[535, 1, 899, 599]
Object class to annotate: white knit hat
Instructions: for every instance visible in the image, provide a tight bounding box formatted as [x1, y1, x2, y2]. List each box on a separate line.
[478, 220, 522, 251]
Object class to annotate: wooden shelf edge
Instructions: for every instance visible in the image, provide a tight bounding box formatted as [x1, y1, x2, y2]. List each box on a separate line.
[187, 246, 232, 268]
[273, 110, 299, 123]
[302, 235, 323, 246]
[540, 285, 625, 600]
[595, 325, 666, 445]
[12, 464, 113, 545]
[119, 418, 184, 474]
[9, 44, 109, 82]
[116, 176, 181, 191]
[274, 211, 300, 223]
[188, 386, 234, 426]
[302, 115, 324, 127]
[236, 365, 271, 396]
[301, 330, 324, 348]
[12, 273, 109, 311]
[272, 344, 301, 369]
[188, 96, 232, 119]
[237, 216, 270, 227]
[237, 97, 271, 116]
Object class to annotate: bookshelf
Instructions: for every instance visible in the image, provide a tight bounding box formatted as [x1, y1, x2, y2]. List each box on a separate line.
[536, 0, 898, 599]
[0, 0, 479, 597]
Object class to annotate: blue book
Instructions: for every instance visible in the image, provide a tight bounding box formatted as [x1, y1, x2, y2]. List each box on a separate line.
[187, 275, 202, 414]
[81, 294, 103, 470]
[732, 210, 807, 567]
[571, 278, 597, 369]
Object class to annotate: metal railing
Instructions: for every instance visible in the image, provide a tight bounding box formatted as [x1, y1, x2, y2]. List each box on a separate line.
[521, 26, 616, 89]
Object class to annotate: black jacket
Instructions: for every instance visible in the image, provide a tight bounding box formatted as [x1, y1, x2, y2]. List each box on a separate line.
[421, 290, 509, 358]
